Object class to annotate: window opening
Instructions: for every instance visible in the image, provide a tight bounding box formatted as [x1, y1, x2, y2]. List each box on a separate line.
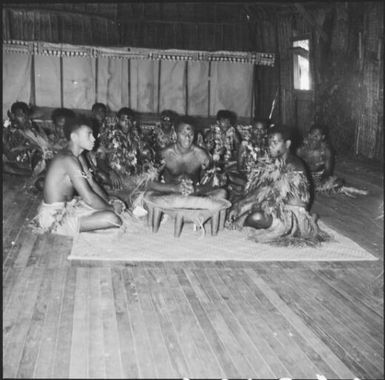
[293, 39, 311, 90]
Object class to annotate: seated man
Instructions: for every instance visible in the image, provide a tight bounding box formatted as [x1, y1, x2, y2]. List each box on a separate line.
[229, 125, 329, 245]
[296, 125, 337, 188]
[237, 117, 270, 174]
[31, 115, 124, 236]
[203, 109, 241, 166]
[296, 125, 367, 196]
[153, 109, 178, 152]
[3, 101, 55, 189]
[147, 115, 227, 199]
[91, 107, 155, 208]
[91, 102, 108, 139]
[231, 118, 270, 196]
[95, 107, 142, 189]
[50, 107, 76, 147]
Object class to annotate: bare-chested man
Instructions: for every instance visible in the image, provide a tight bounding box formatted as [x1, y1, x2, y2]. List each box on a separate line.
[147, 116, 226, 198]
[31, 115, 124, 236]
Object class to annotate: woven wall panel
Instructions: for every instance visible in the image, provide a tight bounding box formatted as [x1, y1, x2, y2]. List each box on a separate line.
[358, 2, 383, 160]
[3, 8, 119, 46]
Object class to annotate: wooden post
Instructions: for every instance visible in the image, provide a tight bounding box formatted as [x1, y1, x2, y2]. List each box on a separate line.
[60, 56, 64, 108]
[185, 61, 189, 115]
[30, 54, 36, 106]
[207, 61, 212, 117]
[157, 60, 162, 113]
[250, 64, 255, 119]
[127, 58, 131, 108]
[95, 56, 98, 103]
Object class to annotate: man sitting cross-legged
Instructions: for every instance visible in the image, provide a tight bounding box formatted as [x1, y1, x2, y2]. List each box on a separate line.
[296, 124, 368, 196]
[31, 115, 125, 236]
[147, 115, 227, 199]
[142, 116, 228, 234]
[228, 125, 329, 246]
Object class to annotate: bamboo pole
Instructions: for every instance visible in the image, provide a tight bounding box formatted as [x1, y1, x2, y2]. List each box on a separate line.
[127, 58, 131, 108]
[30, 54, 36, 106]
[185, 61, 189, 115]
[207, 61, 212, 117]
[94, 56, 98, 103]
[157, 60, 161, 113]
[59, 56, 64, 107]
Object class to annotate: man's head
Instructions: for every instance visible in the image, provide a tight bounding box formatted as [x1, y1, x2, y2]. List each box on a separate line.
[117, 107, 136, 132]
[267, 125, 292, 158]
[91, 103, 107, 124]
[160, 110, 178, 130]
[308, 125, 327, 148]
[10, 101, 30, 127]
[252, 118, 268, 140]
[51, 108, 76, 129]
[64, 115, 95, 151]
[175, 116, 196, 150]
[216, 110, 236, 130]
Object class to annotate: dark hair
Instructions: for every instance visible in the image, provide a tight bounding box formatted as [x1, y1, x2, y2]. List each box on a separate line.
[309, 124, 329, 137]
[117, 107, 136, 119]
[252, 117, 269, 128]
[160, 109, 178, 121]
[175, 115, 196, 132]
[91, 103, 107, 113]
[267, 125, 292, 141]
[51, 108, 76, 123]
[11, 101, 30, 115]
[64, 114, 93, 141]
[216, 109, 236, 125]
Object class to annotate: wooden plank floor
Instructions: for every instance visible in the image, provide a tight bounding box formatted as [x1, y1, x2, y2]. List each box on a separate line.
[2, 156, 384, 379]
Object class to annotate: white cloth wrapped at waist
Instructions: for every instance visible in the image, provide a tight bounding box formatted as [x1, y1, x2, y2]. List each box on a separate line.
[30, 197, 97, 236]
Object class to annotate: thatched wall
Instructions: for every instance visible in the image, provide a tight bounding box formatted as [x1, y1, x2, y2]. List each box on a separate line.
[2, 3, 278, 123]
[2, 4, 119, 45]
[356, 2, 383, 161]
[2, 2, 383, 161]
[277, 2, 383, 161]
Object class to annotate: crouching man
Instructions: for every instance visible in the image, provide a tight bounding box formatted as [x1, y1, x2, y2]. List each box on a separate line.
[31, 115, 124, 236]
[228, 125, 329, 246]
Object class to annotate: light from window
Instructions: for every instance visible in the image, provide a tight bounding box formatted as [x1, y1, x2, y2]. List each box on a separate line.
[293, 39, 311, 90]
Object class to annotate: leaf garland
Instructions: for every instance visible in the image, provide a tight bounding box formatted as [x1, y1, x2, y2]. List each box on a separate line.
[245, 157, 310, 218]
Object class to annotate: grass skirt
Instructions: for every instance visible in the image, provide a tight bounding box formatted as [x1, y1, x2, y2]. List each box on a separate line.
[246, 205, 330, 247]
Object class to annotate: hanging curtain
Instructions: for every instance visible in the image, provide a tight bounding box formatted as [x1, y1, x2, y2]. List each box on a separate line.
[210, 61, 253, 117]
[187, 61, 209, 116]
[129, 59, 159, 113]
[35, 55, 61, 107]
[97, 57, 129, 111]
[2, 53, 31, 118]
[3, 41, 273, 118]
[62, 56, 96, 110]
[159, 60, 186, 114]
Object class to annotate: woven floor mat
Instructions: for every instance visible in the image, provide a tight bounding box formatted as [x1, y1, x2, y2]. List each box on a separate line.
[68, 217, 378, 262]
